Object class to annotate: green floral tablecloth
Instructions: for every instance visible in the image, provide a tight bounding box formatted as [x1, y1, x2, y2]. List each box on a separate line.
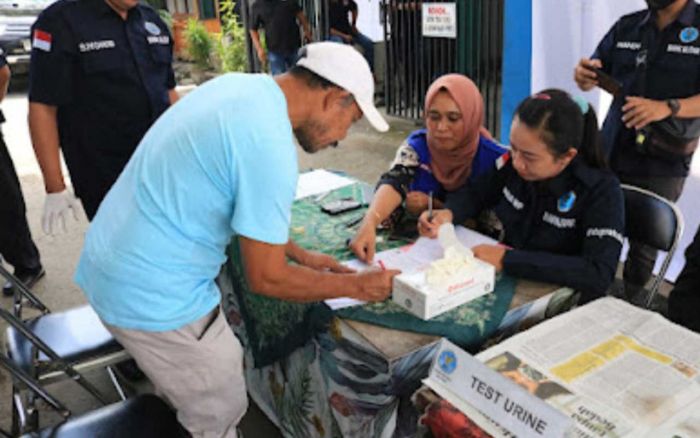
[227, 183, 514, 367]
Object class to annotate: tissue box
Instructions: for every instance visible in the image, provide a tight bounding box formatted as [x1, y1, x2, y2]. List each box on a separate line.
[391, 260, 495, 320]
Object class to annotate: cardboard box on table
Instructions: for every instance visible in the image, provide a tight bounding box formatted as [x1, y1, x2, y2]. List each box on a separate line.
[392, 259, 495, 320]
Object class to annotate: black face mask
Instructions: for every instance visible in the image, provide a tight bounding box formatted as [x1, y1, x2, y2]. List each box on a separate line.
[646, 0, 676, 10]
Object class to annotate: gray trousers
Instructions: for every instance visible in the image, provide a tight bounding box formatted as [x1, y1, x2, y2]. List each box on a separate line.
[106, 307, 248, 438]
[620, 174, 686, 292]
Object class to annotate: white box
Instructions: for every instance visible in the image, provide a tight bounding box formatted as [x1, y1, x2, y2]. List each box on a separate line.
[391, 260, 495, 320]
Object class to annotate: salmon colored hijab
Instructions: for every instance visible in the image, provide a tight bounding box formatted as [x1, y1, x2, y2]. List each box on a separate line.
[424, 74, 490, 191]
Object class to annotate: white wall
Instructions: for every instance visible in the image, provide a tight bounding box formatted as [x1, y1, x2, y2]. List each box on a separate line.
[354, 0, 384, 42]
[532, 0, 645, 119]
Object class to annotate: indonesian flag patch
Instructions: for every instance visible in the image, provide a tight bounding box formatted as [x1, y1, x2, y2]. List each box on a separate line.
[496, 151, 510, 169]
[33, 29, 52, 52]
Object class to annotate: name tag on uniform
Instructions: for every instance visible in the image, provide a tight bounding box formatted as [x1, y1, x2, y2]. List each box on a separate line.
[615, 41, 641, 50]
[542, 212, 576, 229]
[79, 40, 116, 53]
[147, 35, 170, 45]
[667, 43, 700, 55]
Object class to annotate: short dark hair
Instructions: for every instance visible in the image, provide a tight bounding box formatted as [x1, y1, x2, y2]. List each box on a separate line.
[288, 64, 356, 107]
[289, 65, 337, 90]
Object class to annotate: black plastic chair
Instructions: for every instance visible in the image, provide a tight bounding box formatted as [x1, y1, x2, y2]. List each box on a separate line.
[0, 352, 188, 438]
[0, 264, 129, 435]
[621, 184, 684, 308]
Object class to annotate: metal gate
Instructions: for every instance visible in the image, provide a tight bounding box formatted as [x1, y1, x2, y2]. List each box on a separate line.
[383, 0, 504, 136]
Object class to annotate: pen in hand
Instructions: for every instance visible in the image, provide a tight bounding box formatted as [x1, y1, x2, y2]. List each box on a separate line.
[428, 191, 433, 222]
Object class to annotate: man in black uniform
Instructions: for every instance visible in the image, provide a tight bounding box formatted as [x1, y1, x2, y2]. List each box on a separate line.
[668, 225, 700, 332]
[249, 0, 312, 75]
[0, 49, 44, 296]
[28, 0, 178, 234]
[328, 0, 374, 72]
[574, 0, 700, 296]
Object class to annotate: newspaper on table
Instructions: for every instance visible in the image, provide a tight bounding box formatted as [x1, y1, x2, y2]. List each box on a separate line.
[324, 225, 497, 310]
[456, 297, 700, 438]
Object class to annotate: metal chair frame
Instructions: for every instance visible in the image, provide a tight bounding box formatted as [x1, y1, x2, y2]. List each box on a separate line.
[0, 263, 128, 435]
[0, 353, 186, 438]
[621, 184, 685, 308]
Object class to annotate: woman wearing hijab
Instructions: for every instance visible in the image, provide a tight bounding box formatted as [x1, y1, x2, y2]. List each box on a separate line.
[349, 74, 506, 262]
[419, 90, 624, 303]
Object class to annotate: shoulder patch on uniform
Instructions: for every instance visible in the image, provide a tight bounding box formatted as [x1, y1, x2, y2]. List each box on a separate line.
[496, 152, 510, 169]
[33, 29, 52, 52]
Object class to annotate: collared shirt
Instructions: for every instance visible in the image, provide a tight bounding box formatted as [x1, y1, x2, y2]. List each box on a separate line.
[446, 156, 624, 302]
[249, 0, 302, 54]
[28, 0, 175, 201]
[593, 1, 700, 177]
[75, 74, 298, 331]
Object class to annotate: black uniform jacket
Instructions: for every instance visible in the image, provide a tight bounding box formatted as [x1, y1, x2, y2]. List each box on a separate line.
[28, 0, 175, 213]
[446, 154, 625, 302]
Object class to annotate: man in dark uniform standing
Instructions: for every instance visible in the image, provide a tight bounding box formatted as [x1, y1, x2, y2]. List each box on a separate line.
[249, 0, 312, 75]
[575, 0, 700, 296]
[28, 0, 178, 234]
[0, 49, 44, 295]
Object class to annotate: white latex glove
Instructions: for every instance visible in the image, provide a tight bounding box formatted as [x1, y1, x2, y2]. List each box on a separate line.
[42, 189, 81, 235]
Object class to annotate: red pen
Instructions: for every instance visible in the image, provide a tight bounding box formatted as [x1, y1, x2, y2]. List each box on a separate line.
[377, 260, 386, 271]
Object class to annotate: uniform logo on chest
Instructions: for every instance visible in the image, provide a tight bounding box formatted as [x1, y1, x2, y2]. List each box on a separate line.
[78, 40, 116, 53]
[557, 190, 576, 213]
[145, 21, 162, 36]
[680, 26, 699, 44]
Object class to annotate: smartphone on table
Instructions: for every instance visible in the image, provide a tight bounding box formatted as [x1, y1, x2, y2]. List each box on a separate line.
[321, 198, 362, 215]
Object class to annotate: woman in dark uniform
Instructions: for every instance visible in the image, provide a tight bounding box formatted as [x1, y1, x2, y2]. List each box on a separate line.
[420, 89, 625, 303]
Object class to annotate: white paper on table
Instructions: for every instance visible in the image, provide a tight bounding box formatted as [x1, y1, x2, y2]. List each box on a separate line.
[295, 169, 355, 200]
[323, 226, 497, 309]
[324, 297, 367, 310]
[323, 259, 372, 309]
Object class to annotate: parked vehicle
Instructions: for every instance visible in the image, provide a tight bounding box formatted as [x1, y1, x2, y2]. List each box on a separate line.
[0, 0, 56, 74]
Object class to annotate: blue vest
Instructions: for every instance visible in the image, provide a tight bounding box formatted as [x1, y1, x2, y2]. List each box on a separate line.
[406, 129, 507, 198]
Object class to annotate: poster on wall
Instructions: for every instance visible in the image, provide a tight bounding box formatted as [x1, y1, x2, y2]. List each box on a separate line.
[421, 2, 457, 38]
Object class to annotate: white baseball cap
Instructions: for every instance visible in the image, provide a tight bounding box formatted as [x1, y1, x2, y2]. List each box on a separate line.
[296, 42, 389, 132]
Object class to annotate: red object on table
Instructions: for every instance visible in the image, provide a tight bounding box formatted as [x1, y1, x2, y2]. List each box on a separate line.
[420, 399, 493, 438]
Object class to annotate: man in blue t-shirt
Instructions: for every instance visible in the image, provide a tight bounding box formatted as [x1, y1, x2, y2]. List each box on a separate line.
[74, 42, 397, 437]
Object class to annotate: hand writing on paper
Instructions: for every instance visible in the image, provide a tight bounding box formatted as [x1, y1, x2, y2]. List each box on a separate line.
[349, 221, 377, 263]
[353, 269, 401, 302]
[418, 209, 453, 238]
